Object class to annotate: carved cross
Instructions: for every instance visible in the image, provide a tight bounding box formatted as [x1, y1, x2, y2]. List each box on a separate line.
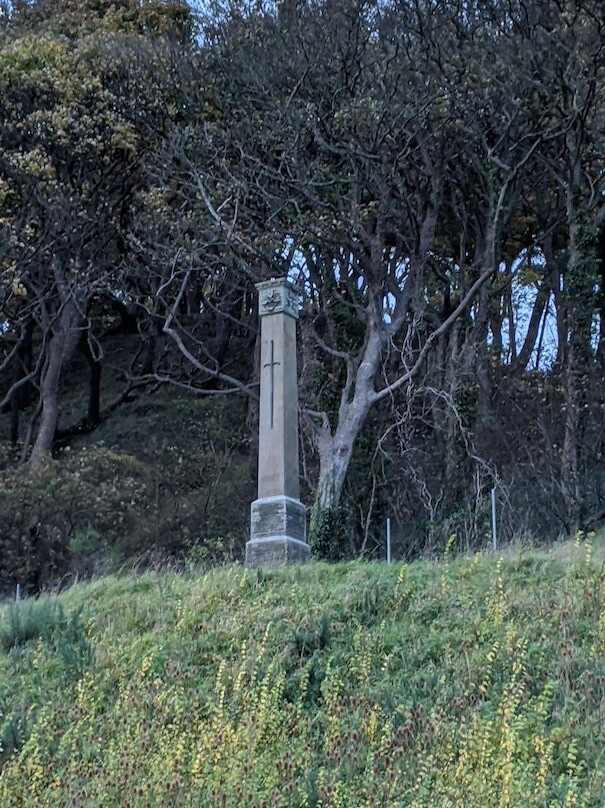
[263, 339, 280, 428]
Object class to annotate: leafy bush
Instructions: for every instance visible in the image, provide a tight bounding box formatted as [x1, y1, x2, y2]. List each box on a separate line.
[0, 598, 90, 660]
[0, 712, 30, 765]
[0, 394, 254, 591]
[0, 599, 62, 652]
[0, 445, 148, 592]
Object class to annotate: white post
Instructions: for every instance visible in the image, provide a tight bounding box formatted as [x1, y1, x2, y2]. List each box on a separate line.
[16, 583, 21, 602]
[386, 517, 391, 564]
[491, 488, 497, 551]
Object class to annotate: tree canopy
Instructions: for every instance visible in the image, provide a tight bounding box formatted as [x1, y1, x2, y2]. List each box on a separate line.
[1, 0, 605, 577]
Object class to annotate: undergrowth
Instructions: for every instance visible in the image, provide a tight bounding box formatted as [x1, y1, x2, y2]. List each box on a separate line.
[0, 541, 603, 807]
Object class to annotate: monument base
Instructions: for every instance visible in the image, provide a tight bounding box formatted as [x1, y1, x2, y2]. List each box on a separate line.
[245, 536, 310, 567]
[246, 495, 310, 567]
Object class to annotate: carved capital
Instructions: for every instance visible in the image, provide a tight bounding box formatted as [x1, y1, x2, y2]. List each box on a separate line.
[256, 278, 300, 319]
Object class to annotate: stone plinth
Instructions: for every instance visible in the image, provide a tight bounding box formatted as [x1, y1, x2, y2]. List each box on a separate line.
[247, 495, 310, 566]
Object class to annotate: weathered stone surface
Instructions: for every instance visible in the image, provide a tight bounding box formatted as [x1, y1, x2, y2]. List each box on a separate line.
[250, 496, 306, 542]
[257, 279, 300, 319]
[247, 278, 310, 567]
[245, 537, 310, 567]
[256, 281, 300, 501]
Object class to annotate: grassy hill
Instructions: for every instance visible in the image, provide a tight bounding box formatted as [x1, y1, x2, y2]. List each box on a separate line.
[0, 543, 604, 807]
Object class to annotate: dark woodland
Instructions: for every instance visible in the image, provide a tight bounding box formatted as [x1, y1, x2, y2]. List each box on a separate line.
[1, 0, 605, 589]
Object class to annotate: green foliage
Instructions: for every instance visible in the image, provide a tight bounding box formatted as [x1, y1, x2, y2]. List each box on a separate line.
[0, 599, 62, 652]
[0, 392, 253, 590]
[0, 712, 31, 765]
[309, 504, 346, 561]
[291, 613, 332, 659]
[329, 296, 366, 354]
[0, 598, 90, 659]
[0, 597, 93, 767]
[0, 445, 149, 589]
[32, 0, 192, 39]
[0, 548, 603, 806]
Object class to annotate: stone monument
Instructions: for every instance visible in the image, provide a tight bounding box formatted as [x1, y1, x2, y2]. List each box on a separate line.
[245, 278, 310, 566]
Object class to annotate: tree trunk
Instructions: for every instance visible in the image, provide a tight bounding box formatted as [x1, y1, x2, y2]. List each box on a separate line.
[442, 322, 465, 507]
[470, 244, 496, 450]
[314, 415, 363, 513]
[515, 280, 550, 371]
[10, 336, 22, 446]
[87, 357, 102, 426]
[30, 300, 81, 469]
[561, 356, 580, 537]
[560, 149, 584, 536]
[141, 317, 165, 376]
[9, 320, 34, 446]
[597, 226, 605, 369]
[310, 397, 373, 558]
[309, 326, 382, 553]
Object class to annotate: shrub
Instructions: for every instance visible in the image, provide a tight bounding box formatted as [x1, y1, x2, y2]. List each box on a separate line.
[0, 597, 91, 665]
[0, 394, 254, 591]
[0, 445, 148, 591]
[309, 505, 347, 561]
[0, 712, 30, 765]
[0, 599, 62, 652]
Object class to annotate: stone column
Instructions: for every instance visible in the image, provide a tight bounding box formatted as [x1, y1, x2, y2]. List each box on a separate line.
[246, 278, 310, 566]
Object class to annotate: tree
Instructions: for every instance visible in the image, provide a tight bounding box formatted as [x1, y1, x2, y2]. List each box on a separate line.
[184, 0, 567, 548]
[2, 0, 605, 568]
[0, 0, 191, 466]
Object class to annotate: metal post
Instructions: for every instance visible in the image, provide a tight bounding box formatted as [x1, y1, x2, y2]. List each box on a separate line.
[386, 517, 391, 564]
[491, 488, 497, 551]
[16, 583, 21, 602]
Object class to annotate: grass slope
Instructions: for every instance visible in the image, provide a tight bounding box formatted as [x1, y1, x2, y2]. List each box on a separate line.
[0, 544, 604, 807]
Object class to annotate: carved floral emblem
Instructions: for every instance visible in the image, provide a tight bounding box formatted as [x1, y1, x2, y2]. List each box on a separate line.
[262, 290, 281, 311]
